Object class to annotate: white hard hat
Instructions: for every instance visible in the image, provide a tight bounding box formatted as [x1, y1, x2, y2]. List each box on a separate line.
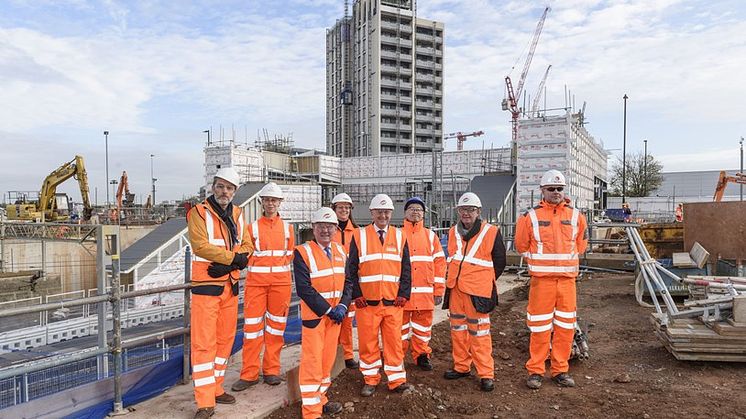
[311, 207, 338, 224]
[540, 169, 566, 187]
[259, 182, 284, 199]
[331, 193, 353, 206]
[457, 192, 482, 208]
[369, 194, 395, 210]
[214, 167, 241, 188]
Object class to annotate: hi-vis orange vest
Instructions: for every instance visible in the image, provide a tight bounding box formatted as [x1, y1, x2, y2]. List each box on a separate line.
[246, 215, 294, 286]
[515, 200, 588, 278]
[355, 224, 404, 301]
[446, 222, 498, 298]
[296, 241, 347, 320]
[402, 219, 446, 310]
[189, 202, 245, 285]
[332, 221, 356, 254]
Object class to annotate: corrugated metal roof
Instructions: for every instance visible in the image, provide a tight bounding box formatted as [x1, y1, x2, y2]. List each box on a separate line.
[653, 169, 741, 198]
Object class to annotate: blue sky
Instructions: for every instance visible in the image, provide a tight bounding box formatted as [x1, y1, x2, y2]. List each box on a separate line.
[1, 0, 744, 203]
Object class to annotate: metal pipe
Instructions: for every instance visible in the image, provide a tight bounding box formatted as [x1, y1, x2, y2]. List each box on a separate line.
[110, 232, 124, 414]
[121, 283, 192, 299]
[0, 294, 109, 318]
[681, 279, 746, 290]
[122, 327, 190, 350]
[182, 246, 192, 385]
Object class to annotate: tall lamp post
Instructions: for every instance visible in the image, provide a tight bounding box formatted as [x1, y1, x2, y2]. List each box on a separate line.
[622, 94, 628, 203]
[150, 154, 157, 207]
[104, 130, 110, 207]
[741, 137, 743, 201]
[643, 139, 648, 196]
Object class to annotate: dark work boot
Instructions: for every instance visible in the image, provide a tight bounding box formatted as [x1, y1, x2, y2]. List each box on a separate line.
[360, 384, 377, 397]
[552, 372, 576, 387]
[194, 407, 215, 419]
[323, 401, 343, 415]
[526, 374, 543, 389]
[416, 354, 433, 371]
[215, 392, 236, 404]
[231, 378, 259, 392]
[264, 374, 282, 386]
[480, 378, 495, 392]
[443, 369, 470, 380]
[345, 358, 360, 369]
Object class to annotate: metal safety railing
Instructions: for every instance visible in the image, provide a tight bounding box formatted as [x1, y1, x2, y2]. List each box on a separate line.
[0, 239, 193, 415]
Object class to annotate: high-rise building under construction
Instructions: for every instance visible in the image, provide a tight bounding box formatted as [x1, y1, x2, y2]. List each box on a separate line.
[326, 0, 444, 157]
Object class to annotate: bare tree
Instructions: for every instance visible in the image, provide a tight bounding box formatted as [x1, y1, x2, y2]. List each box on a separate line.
[608, 151, 663, 197]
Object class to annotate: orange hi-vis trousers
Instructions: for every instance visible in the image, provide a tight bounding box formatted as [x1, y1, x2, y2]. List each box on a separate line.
[338, 303, 356, 360]
[356, 304, 406, 389]
[401, 310, 433, 360]
[240, 284, 292, 380]
[525, 276, 577, 376]
[299, 316, 341, 419]
[448, 286, 494, 379]
[191, 284, 238, 408]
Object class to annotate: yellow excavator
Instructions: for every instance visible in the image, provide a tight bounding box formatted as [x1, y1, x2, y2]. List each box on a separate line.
[7, 155, 92, 222]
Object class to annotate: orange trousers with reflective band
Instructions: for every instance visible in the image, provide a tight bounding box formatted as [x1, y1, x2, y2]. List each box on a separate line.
[338, 303, 356, 360]
[448, 286, 494, 379]
[525, 276, 577, 376]
[240, 284, 292, 380]
[299, 316, 341, 419]
[191, 284, 238, 408]
[401, 309, 433, 360]
[356, 304, 406, 389]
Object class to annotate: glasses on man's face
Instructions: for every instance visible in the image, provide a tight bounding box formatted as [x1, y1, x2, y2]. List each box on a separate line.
[314, 224, 337, 231]
[545, 187, 564, 192]
[407, 208, 424, 213]
[458, 207, 478, 214]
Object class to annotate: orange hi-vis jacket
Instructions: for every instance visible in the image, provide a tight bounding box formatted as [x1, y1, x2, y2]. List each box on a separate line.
[332, 220, 356, 253]
[446, 222, 499, 298]
[188, 200, 253, 287]
[295, 241, 348, 321]
[246, 215, 295, 286]
[401, 219, 446, 310]
[515, 199, 588, 278]
[355, 225, 406, 301]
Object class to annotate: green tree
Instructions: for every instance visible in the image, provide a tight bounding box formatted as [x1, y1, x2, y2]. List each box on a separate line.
[608, 151, 664, 197]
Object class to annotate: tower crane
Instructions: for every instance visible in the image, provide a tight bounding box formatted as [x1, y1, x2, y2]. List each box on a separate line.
[502, 6, 550, 171]
[444, 130, 485, 151]
[531, 64, 552, 116]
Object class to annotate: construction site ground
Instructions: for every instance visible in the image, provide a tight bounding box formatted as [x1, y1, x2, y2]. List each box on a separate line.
[270, 273, 746, 419]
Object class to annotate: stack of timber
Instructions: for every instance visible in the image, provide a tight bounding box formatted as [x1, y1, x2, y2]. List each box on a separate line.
[650, 313, 746, 362]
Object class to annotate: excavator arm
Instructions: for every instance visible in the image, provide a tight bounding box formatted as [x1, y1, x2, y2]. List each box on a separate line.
[39, 155, 92, 220]
[713, 171, 746, 202]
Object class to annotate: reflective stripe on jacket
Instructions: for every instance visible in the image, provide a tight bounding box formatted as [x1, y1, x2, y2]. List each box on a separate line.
[401, 219, 446, 310]
[446, 222, 498, 298]
[246, 215, 295, 286]
[514, 199, 588, 278]
[295, 241, 347, 321]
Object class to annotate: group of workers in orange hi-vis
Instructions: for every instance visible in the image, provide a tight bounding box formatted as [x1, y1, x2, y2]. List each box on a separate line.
[187, 167, 586, 418]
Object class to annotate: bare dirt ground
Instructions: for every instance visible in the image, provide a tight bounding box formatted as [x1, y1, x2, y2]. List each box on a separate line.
[269, 273, 746, 419]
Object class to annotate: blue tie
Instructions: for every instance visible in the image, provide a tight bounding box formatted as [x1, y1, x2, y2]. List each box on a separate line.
[324, 247, 332, 260]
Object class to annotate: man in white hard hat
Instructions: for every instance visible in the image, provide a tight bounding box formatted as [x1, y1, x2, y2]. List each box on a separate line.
[330, 192, 359, 369]
[294, 207, 351, 418]
[515, 169, 588, 390]
[187, 167, 252, 419]
[443, 192, 506, 392]
[347, 194, 412, 397]
[233, 182, 295, 391]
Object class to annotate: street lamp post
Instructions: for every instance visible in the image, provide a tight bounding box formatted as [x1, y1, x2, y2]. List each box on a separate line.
[150, 154, 157, 207]
[643, 139, 648, 196]
[104, 131, 110, 207]
[741, 137, 743, 201]
[622, 94, 628, 203]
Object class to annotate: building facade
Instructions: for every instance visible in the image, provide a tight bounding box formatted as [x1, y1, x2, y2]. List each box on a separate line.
[326, 0, 444, 157]
[516, 112, 607, 210]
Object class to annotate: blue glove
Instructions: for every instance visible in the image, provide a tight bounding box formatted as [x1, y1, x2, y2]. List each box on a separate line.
[327, 305, 347, 324]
